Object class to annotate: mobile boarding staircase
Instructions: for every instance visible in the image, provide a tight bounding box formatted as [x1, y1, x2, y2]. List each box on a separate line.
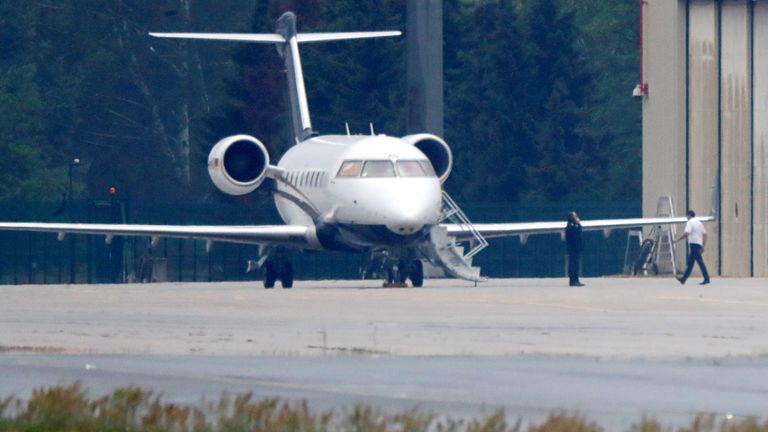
[420, 191, 488, 282]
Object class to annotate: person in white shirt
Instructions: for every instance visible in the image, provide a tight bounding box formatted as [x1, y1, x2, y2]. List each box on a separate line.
[673, 210, 711, 285]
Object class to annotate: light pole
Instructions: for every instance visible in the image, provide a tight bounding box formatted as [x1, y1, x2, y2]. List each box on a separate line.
[68, 158, 80, 215]
[68, 158, 80, 284]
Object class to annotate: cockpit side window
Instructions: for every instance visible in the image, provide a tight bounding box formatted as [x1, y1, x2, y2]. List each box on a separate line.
[337, 160, 363, 177]
[397, 160, 434, 177]
[419, 160, 436, 177]
[361, 160, 395, 177]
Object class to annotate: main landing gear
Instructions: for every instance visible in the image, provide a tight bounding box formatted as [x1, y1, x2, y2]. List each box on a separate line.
[252, 248, 293, 289]
[264, 259, 293, 289]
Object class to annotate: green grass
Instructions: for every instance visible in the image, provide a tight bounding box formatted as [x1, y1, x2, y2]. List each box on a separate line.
[0, 383, 766, 432]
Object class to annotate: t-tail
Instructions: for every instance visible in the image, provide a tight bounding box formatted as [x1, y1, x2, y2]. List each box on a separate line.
[150, 12, 400, 143]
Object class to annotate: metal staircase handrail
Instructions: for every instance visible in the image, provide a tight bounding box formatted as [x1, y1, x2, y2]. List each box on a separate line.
[440, 191, 488, 259]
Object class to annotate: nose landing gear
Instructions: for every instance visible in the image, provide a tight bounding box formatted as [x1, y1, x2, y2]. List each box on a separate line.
[376, 257, 424, 288]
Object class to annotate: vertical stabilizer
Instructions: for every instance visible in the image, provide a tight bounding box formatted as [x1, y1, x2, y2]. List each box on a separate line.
[275, 12, 314, 142]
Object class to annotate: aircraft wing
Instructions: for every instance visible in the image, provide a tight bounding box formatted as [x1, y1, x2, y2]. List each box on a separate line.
[443, 216, 716, 241]
[0, 222, 314, 248]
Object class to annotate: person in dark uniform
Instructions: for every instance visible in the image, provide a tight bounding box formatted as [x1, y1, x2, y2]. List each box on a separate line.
[565, 211, 584, 286]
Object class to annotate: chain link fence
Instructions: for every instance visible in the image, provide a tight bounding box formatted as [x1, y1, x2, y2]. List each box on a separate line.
[0, 199, 639, 284]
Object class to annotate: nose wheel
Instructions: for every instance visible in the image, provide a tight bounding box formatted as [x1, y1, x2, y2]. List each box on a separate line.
[383, 259, 423, 288]
[409, 260, 424, 287]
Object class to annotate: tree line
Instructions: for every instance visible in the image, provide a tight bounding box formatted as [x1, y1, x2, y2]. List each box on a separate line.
[0, 0, 640, 206]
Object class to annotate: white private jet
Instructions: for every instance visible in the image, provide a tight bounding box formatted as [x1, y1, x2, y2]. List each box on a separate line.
[0, 12, 713, 288]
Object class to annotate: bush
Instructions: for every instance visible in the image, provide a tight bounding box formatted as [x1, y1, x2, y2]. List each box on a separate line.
[0, 383, 767, 432]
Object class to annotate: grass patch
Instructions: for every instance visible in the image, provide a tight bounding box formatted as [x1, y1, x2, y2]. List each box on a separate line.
[0, 383, 767, 431]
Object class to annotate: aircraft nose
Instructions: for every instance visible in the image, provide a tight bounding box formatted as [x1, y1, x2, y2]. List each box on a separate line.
[384, 188, 442, 236]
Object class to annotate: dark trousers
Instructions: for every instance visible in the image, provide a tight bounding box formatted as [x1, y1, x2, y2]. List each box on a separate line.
[680, 243, 710, 283]
[568, 252, 581, 284]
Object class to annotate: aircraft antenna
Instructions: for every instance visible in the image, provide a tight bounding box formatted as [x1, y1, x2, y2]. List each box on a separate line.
[369, 123, 375, 136]
[345, 122, 351, 136]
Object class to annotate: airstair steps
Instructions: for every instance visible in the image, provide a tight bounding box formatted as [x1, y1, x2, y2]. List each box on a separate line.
[420, 225, 483, 281]
[440, 191, 488, 259]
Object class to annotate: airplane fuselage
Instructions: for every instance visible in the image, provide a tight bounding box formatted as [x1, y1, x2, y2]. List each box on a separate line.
[275, 134, 443, 251]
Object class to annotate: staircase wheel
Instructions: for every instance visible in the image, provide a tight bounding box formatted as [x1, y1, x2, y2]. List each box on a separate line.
[409, 260, 424, 287]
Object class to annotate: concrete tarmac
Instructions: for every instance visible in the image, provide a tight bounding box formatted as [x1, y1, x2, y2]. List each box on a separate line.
[1, 277, 767, 427]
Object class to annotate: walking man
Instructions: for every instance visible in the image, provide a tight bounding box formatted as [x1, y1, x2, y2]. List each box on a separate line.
[565, 211, 584, 286]
[674, 210, 711, 285]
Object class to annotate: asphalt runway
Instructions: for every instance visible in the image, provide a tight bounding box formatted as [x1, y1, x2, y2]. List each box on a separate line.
[1, 277, 767, 428]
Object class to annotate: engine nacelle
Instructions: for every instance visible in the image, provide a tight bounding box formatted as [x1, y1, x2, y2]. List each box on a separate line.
[402, 133, 453, 183]
[208, 134, 270, 196]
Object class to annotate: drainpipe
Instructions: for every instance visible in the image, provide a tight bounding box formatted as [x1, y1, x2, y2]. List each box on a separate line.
[633, 0, 650, 97]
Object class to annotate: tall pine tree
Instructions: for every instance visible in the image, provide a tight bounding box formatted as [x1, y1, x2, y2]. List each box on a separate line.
[444, 0, 533, 202]
[0, 1, 68, 200]
[520, 0, 595, 202]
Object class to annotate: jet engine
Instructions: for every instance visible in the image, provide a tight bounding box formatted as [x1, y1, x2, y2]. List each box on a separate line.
[208, 134, 270, 196]
[402, 133, 453, 183]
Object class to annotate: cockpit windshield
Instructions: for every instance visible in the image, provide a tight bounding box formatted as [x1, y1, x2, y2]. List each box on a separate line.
[361, 160, 395, 177]
[336, 159, 436, 178]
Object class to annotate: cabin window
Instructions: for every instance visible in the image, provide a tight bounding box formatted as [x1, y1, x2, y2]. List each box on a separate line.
[397, 160, 430, 177]
[337, 161, 363, 177]
[361, 160, 395, 178]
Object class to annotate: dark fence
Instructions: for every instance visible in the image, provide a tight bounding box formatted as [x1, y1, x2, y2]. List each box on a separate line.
[0, 199, 640, 284]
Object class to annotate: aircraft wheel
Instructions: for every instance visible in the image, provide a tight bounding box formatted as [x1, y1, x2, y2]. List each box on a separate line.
[264, 261, 277, 289]
[386, 267, 395, 284]
[409, 260, 424, 287]
[280, 261, 294, 289]
[396, 260, 408, 284]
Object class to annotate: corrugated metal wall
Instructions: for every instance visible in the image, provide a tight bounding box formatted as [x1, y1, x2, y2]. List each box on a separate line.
[754, 2, 768, 276]
[645, 0, 766, 277]
[687, 1, 720, 273]
[718, 0, 752, 276]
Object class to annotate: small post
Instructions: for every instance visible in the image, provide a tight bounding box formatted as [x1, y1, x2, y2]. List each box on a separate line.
[68, 158, 80, 284]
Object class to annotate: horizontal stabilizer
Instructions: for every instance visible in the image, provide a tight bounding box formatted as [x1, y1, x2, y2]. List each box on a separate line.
[149, 31, 400, 44]
[149, 32, 285, 43]
[296, 31, 401, 43]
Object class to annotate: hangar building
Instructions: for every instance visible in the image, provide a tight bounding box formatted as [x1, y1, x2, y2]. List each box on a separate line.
[642, 0, 767, 277]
